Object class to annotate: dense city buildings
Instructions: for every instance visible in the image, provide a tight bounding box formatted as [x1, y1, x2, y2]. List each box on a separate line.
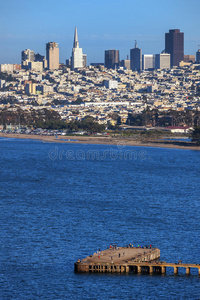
[165, 29, 184, 67]
[104, 50, 119, 69]
[130, 41, 142, 72]
[0, 60, 199, 134]
[0, 28, 199, 131]
[46, 42, 59, 70]
[21, 50, 47, 71]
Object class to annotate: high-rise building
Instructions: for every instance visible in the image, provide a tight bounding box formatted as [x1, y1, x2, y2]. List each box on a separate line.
[28, 61, 43, 72]
[155, 53, 170, 69]
[21, 49, 35, 63]
[165, 29, 184, 67]
[196, 49, 200, 63]
[184, 55, 195, 63]
[142, 54, 155, 70]
[83, 54, 87, 68]
[71, 27, 84, 70]
[130, 41, 142, 72]
[21, 49, 35, 69]
[46, 42, 59, 70]
[66, 59, 71, 67]
[35, 53, 47, 69]
[25, 83, 36, 95]
[104, 50, 119, 69]
[120, 60, 130, 69]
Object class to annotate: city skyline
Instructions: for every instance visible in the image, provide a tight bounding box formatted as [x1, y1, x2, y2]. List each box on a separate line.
[0, 0, 199, 64]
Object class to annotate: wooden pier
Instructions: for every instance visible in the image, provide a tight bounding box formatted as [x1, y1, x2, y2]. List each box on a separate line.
[74, 246, 200, 275]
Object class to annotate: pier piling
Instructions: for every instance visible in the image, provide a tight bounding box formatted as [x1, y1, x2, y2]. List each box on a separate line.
[75, 247, 200, 276]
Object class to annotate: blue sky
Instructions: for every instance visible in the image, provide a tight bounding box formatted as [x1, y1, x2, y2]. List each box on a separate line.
[0, 0, 199, 64]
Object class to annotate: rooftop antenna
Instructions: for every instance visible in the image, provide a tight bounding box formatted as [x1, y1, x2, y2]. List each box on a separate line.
[135, 40, 137, 48]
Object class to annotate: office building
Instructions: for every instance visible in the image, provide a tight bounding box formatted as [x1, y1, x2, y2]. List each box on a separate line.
[196, 49, 200, 63]
[142, 54, 155, 70]
[104, 50, 119, 69]
[21, 49, 35, 63]
[25, 83, 36, 95]
[21, 50, 46, 70]
[83, 54, 87, 68]
[66, 59, 71, 67]
[183, 55, 195, 63]
[46, 42, 59, 70]
[71, 27, 85, 70]
[165, 29, 184, 67]
[0, 64, 21, 72]
[35, 53, 47, 68]
[28, 61, 43, 72]
[37, 84, 54, 95]
[120, 59, 130, 69]
[130, 41, 142, 72]
[21, 49, 35, 69]
[155, 53, 170, 69]
[90, 63, 104, 67]
[104, 80, 118, 89]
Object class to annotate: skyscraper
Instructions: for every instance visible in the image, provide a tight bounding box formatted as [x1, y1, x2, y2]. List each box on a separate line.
[46, 42, 59, 70]
[130, 41, 142, 72]
[21, 49, 35, 63]
[35, 53, 47, 69]
[196, 49, 200, 63]
[120, 59, 130, 70]
[83, 54, 87, 68]
[21, 49, 35, 69]
[165, 29, 184, 67]
[104, 50, 119, 69]
[142, 54, 155, 70]
[155, 53, 170, 69]
[71, 27, 84, 70]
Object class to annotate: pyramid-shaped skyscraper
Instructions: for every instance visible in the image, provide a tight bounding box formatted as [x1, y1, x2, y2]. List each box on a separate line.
[71, 27, 87, 69]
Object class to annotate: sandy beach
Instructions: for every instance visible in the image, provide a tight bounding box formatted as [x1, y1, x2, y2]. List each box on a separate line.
[0, 133, 199, 151]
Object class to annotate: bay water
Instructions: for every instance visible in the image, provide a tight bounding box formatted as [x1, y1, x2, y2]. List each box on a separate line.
[0, 138, 199, 299]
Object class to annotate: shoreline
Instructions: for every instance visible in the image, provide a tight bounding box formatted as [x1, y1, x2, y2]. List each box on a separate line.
[0, 133, 199, 151]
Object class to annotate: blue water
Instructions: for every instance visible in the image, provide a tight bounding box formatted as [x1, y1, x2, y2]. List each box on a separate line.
[0, 138, 199, 299]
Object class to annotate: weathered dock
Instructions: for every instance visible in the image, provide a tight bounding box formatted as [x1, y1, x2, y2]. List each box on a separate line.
[74, 246, 200, 275]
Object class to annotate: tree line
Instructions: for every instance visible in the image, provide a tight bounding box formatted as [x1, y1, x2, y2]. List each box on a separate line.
[0, 107, 105, 133]
[126, 108, 200, 127]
